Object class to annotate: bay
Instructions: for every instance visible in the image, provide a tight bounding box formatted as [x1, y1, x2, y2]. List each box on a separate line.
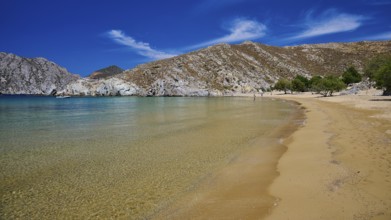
[0, 96, 299, 219]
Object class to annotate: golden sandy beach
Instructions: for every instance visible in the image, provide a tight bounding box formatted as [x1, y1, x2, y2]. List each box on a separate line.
[155, 89, 391, 219]
[267, 89, 391, 220]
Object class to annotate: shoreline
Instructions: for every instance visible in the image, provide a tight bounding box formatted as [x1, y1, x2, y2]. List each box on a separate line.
[152, 98, 305, 219]
[2, 92, 389, 218]
[152, 90, 391, 219]
[266, 90, 391, 219]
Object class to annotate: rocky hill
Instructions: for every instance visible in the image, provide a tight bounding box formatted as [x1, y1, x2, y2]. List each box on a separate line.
[88, 65, 124, 79]
[0, 52, 79, 95]
[2, 40, 390, 96]
[74, 40, 389, 96]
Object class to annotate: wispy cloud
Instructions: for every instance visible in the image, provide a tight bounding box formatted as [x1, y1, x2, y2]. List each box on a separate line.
[107, 30, 177, 60]
[189, 18, 267, 49]
[291, 9, 367, 40]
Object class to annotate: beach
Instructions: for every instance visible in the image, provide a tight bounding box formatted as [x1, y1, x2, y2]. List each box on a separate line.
[1, 92, 390, 219]
[154, 90, 391, 219]
[267, 89, 391, 219]
[152, 114, 303, 219]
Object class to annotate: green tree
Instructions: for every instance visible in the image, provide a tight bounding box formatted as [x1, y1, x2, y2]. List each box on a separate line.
[342, 66, 362, 85]
[292, 78, 306, 93]
[293, 75, 310, 92]
[364, 55, 391, 81]
[365, 55, 391, 95]
[274, 78, 292, 94]
[297, 75, 310, 87]
[312, 76, 346, 97]
[309, 75, 322, 92]
[374, 60, 391, 96]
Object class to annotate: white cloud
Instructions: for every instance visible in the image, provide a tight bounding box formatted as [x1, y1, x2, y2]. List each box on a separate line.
[291, 10, 366, 40]
[107, 30, 177, 60]
[189, 18, 267, 49]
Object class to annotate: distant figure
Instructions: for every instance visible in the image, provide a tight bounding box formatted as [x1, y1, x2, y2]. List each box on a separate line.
[253, 93, 256, 101]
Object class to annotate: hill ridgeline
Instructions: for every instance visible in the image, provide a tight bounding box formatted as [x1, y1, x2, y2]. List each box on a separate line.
[1, 40, 390, 96]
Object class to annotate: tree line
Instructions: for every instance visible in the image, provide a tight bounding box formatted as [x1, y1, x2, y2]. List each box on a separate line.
[272, 55, 391, 96]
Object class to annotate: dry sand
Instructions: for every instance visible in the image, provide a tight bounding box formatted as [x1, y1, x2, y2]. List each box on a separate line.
[266, 89, 391, 220]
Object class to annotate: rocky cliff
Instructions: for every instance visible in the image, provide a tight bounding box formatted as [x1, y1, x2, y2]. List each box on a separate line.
[0, 52, 79, 95]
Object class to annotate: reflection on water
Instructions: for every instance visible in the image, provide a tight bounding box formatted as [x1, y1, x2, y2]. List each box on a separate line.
[0, 96, 298, 219]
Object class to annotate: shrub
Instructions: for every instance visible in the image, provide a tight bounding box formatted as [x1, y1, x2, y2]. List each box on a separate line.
[312, 76, 346, 97]
[374, 60, 391, 95]
[365, 55, 391, 81]
[292, 78, 306, 93]
[342, 66, 362, 85]
[274, 78, 292, 94]
[309, 75, 322, 91]
[292, 75, 310, 92]
[365, 55, 391, 96]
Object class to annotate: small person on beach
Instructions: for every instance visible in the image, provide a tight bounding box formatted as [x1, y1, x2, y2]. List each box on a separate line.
[253, 93, 256, 101]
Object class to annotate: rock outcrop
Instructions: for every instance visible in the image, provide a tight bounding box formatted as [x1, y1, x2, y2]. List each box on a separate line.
[59, 78, 139, 96]
[0, 52, 79, 95]
[88, 65, 124, 79]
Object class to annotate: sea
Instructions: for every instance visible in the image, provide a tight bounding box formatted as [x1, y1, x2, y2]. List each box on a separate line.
[0, 95, 301, 219]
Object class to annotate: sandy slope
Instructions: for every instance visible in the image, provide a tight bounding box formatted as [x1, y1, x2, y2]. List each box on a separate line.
[267, 90, 391, 220]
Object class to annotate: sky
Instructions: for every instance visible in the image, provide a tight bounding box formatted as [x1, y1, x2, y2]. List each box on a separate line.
[1, 0, 390, 76]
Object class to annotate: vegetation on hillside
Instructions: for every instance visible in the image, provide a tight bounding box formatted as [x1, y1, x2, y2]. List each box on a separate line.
[342, 66, 361, 85]
[273, 78, 291, 94]
[365, 55, 391, 96]
[311, 76, 346, 97]
[273, 67, 356, 97]
[120, 40, 391, 96]
[272, 55, 391, 96]
[292, 75, 310, 92]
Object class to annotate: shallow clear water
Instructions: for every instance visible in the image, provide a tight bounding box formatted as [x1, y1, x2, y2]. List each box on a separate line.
[0, 96, 298, 219]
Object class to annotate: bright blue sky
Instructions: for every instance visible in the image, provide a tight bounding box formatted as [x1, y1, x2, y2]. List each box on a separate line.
[1, 0, 390, 76]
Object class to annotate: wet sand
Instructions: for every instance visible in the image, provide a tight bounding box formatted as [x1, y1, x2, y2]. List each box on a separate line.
[267, 90, 391, 219]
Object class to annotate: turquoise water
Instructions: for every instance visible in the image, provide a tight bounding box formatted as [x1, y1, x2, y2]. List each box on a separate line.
[0, 96, 299, 219]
